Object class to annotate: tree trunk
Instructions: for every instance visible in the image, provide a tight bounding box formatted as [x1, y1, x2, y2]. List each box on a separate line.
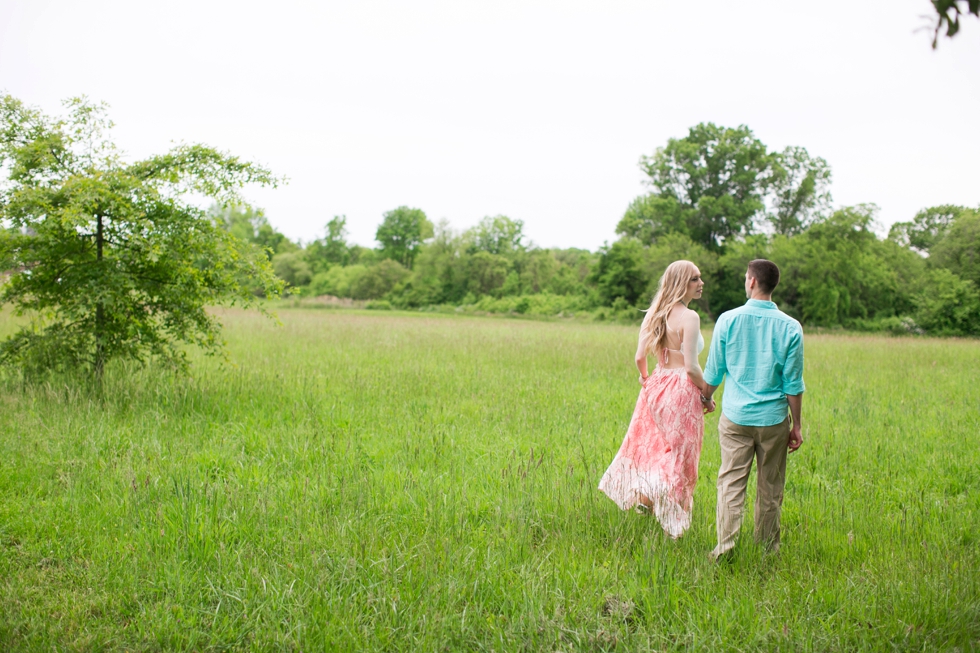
[94, 214, 106, 379]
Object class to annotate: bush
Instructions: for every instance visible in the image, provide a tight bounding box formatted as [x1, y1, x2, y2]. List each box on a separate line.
[272, 252, 313, 289]
[365, 300, 393, 310]
[351, 260, 410, 300]
[913, 268, 980, 336]
[309, 265, 368, 298]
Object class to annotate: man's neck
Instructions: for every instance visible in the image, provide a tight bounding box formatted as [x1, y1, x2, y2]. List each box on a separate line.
[749, 292, 773, 302]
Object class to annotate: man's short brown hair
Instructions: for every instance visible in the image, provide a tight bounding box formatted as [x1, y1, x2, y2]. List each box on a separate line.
[747, 259, 780, 294]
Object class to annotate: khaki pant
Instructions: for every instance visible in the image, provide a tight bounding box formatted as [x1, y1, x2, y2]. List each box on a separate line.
[712, 413, 790, 557]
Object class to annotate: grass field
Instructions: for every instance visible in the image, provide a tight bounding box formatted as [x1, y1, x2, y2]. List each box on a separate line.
[1, 308, 978, 651]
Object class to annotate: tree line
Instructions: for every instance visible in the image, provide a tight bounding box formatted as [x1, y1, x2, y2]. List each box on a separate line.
[239, 123, 980, 337]
[2, 95, 978, 380]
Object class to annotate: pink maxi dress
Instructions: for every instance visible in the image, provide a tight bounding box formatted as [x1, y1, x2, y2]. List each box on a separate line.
[598, 332, 705, 538]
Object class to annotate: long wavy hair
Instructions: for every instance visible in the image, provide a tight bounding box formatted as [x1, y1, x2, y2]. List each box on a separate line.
[638, 260, 699, 358]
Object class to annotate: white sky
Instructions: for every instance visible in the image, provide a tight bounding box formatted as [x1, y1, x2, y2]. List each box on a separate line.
[2, 0, 978, 249]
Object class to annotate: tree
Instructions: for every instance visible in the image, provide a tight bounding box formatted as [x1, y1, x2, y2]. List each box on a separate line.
[782, 205, 906, 326]
[766, 146, 833, 236]
[589, 239, 647, 306]
[465, 215, 526, 255]
[305, 215, 350, 272]
[210, 203, 297, 259]
[888, 204, 966, 253]
[629, 123, 773, 251]
[375, 206, 433, 269]
[272, 251, 313, 289]
[929, 207, 980, 287]
[930, 0, 980, 48]
[615, 194, 688, 246]
[351, 259, 409, 299]
[465, 251, 511, 297]
[0, 95, 283, 378]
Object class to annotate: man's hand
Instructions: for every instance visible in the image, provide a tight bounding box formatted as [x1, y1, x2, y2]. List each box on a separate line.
[702, 398, 716, 414]
[788, 424, 803, 452]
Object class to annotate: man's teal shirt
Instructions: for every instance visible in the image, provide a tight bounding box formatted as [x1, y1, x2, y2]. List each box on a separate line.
[704, 299, 805, 427]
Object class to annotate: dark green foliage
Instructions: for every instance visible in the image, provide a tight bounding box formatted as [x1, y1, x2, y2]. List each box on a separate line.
[913, 268, 980, 336]
[930, 0, 980, 47]
[0, 95, 284, 378]
[929, 208, 980, 288]
[589, 239, 646, 306]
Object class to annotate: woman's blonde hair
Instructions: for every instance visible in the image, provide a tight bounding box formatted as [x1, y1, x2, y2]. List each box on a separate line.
[638, 260, 699, 357]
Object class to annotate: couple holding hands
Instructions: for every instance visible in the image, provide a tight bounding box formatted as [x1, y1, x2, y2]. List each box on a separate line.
[599, 259, 805, 559]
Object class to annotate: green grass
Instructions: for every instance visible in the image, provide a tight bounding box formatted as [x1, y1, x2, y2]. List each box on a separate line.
[1, 309, 978, 651]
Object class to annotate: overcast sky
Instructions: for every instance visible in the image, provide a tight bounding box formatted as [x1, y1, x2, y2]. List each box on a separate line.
[2, 0, 978, 249]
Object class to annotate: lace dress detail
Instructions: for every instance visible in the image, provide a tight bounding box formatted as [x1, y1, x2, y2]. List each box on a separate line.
[598, 333, 705, 538]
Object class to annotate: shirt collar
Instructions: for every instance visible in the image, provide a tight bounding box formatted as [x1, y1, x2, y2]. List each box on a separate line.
[746, 299, 777, 310]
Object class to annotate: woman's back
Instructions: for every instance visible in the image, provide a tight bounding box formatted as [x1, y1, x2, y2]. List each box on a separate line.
[659, 307, 704, 369]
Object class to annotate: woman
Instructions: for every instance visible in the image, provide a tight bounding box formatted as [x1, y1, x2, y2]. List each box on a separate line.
[598, 260, 715, 539]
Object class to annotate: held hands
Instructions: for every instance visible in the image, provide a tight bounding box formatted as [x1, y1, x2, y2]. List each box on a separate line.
[700, 394, 716, 414]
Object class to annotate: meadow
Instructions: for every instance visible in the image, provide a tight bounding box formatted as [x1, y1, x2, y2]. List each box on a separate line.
[0, 308, 978, 652]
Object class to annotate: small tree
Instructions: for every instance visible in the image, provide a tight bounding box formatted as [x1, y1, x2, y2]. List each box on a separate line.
[0, 95, 284, 378]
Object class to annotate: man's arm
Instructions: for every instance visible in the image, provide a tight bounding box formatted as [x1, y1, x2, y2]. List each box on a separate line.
[702, 318, 727, 402]
[782, 326, 805, 452]
[786, 393, 803, 452]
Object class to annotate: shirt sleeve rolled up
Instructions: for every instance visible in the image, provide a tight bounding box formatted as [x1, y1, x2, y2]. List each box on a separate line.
[781, 328, 806, 395]
[703, 318, 727, 387]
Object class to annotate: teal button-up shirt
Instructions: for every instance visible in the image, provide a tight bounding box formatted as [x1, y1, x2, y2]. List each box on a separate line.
[704, 299, 805, 427]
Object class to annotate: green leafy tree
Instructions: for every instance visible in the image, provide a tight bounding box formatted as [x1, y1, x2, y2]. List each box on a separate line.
[210, 203, 297, 259]
[782, 205, 906, 326]
[766, 146, 833, 236]
[376, 206, 433, 269]
[0, 95, 283, 378]
[272, 251, 313, 289]
[625, 123, 773, 251]
[589, 239, 647, 306]
[465, 251, 511, 297]
[465, 215, 526, 255]
[913, 267, 980, 335]
[615, 194, 688, 246]
[887, 204, 965, 253]
[305, 215, 350, 272]
[929, 208, 980, 287]
[351, 259, 409, 300]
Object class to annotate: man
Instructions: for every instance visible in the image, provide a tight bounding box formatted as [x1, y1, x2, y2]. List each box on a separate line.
[701, 259, 805, 559]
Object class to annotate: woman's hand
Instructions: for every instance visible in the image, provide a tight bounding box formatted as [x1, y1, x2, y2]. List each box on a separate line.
[639, 375, 648, 385]
[701, 397, 716, 414]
